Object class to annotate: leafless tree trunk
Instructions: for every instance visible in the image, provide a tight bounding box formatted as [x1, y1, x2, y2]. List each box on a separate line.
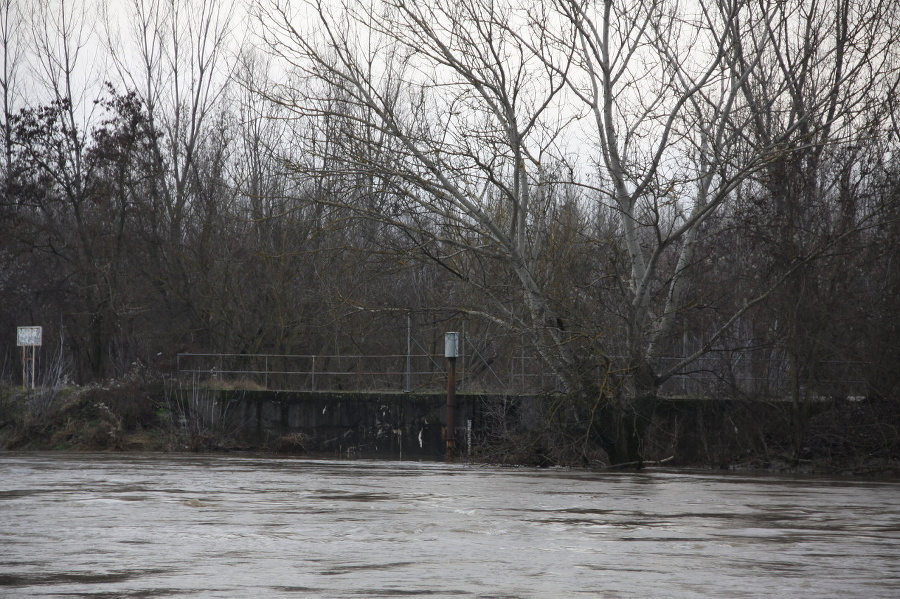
[0, 0, 24, 176]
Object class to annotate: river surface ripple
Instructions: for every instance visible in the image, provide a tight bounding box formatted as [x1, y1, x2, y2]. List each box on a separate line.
[1, 453, 898, 598]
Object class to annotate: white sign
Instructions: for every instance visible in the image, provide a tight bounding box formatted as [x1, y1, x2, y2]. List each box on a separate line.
[17, 326, 42, 346]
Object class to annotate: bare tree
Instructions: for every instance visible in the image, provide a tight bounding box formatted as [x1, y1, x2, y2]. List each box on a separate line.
[549, 0, 897, 459]
[99, 0, 241, 353]
[105, 0, 237, 239]
[255, 0, 591, 392]
[251, 0, 899, 463]
[710, 0, 900, 454]
[0, 0, 24, 175]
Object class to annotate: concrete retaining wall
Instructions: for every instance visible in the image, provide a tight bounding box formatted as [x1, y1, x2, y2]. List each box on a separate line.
[206, 390, 894, 467]
[217, 390, 490, 458]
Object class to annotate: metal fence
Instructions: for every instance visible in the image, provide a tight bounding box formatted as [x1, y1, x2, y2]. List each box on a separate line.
[176, 353, 455, 393]
[175, 351, 872, 399]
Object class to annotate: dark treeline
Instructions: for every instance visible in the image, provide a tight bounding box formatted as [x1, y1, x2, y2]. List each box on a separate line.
[1, 0, 899, 465]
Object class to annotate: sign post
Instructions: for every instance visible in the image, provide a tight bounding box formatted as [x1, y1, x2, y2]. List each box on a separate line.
[17, 326, 42, 390]
[444, 332, 459, 459]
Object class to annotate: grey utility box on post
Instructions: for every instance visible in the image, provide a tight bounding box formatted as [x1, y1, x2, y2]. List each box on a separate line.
[444, 332, 459, 358]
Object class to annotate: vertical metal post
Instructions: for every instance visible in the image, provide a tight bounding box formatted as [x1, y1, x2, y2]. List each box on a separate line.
[311, 356, 316, 391]
[264, 355, 269, 390]
[521, 345, 526, 389]
[445, 332, 459, 459]
[540, 358, 544, 390]
[405, 312, 412, 392]
[22, 346, 36, 390]
[446, 356, 456, 459]
[460, 323, 465, 392]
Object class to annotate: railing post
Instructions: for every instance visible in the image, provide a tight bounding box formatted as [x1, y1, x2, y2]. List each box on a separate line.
[460, 325, 465, 392]
[521, 346, 525, 390]
[405, 313, 412, 393]
[311, 355, 316, 391]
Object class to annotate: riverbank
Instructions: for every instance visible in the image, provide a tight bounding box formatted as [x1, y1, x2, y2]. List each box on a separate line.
[1, 380, 898, 474]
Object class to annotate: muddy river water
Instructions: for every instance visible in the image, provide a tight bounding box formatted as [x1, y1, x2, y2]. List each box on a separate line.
[1, 453, 898, 598]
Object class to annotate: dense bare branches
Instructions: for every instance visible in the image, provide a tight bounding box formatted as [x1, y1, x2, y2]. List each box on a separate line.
[254, 0, 593, 391]
[1, 0, 897, 463]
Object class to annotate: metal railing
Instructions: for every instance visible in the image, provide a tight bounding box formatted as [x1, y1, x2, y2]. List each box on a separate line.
[505, 354, 871, 399]
[176, 351, 872, 398]
[176, 353, 453, 392]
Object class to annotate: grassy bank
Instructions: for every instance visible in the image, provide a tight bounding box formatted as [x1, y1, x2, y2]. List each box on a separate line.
[0, 379, 237, 453]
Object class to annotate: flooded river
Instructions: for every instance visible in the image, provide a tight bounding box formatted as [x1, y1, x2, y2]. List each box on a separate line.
[1, 453, 899, 598]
